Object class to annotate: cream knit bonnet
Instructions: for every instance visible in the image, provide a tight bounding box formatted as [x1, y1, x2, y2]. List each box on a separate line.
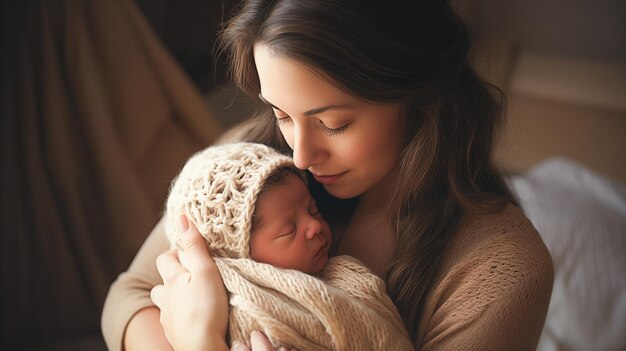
[165, 142, 296, 258]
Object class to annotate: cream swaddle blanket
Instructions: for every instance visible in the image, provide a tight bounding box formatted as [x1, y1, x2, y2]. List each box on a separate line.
[165, 143, 413, 350]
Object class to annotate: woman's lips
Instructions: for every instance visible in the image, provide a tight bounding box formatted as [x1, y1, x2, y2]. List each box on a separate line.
[312, 171, 347, 185]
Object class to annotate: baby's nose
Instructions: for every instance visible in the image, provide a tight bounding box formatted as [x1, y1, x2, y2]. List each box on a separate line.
[304, 217, 323, 240]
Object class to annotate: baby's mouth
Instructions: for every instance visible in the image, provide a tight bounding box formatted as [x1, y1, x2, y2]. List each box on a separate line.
[315, 240, 330, 258]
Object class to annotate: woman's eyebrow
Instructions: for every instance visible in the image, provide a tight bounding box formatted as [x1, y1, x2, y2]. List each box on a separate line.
[258, 93, 352, 116]
[257, 93, 279, 110]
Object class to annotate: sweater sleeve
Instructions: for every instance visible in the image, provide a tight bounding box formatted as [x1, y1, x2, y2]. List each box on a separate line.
[417, 206, 554, 351]
[100, 217, 170, 351]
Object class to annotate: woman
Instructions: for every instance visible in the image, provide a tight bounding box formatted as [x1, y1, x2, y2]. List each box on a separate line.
[101, 0, 554, 350]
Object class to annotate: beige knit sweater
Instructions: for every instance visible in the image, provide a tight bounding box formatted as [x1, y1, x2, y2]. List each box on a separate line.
[101, 203, 553, 350]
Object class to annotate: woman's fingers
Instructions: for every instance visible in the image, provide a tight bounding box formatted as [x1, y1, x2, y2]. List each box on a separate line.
[149, 285, 174, 345]
[155, 248, 183, 284]
[150, 284, 164, 308]
[155, 214, 215, 284]
[231, 340, 251, 351]
[176, 214, 215, 273]
[250, 331, 274, 351]
[151, 214, 230, 350]
[231, 331, 299, 351]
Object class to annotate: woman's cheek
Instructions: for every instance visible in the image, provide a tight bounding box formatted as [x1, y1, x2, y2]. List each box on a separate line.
[337, 129, 382, 163]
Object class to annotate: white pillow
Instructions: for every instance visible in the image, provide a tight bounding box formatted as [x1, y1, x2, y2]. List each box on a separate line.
[507, 158, 626, 351]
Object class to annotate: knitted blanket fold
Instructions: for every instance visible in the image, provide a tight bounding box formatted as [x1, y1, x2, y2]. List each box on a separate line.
[215, 255, 414, 351]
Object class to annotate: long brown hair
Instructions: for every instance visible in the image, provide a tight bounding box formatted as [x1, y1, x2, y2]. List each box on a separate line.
[218, 0, 513, 340]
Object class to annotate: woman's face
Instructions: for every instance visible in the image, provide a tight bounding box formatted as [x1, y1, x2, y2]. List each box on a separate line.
[253, 44, 406, 200]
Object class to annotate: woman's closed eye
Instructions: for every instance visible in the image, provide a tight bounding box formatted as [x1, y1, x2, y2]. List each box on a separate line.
[276, 115, 291, 125]
[320, 121, 349, 137]
[276, 115, 349, 137]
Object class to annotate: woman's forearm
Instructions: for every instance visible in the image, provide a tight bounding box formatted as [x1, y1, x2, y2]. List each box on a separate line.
[101, 217, 171, 350]
[124, 307, 173, 351]
[205, 336, 230, 351]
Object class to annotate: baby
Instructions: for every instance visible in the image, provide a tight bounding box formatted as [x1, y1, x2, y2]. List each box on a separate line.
[248, 166, 332, 275]
[164, 142, 413, 350]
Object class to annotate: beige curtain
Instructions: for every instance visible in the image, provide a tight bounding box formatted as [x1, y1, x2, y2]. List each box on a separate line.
[1, 0, 223, 348]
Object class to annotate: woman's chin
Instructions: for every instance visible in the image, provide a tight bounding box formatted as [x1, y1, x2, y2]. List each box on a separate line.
[322, 184, 359, 200]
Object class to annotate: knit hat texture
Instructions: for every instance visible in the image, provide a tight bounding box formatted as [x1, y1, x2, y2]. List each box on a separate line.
[165, 142, 295, 258]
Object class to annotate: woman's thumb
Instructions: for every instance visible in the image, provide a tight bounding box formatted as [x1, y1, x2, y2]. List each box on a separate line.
[176, 214, 212, 271]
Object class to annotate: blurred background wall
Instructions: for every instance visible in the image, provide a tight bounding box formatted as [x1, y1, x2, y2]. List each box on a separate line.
[456, 0, 626, 183]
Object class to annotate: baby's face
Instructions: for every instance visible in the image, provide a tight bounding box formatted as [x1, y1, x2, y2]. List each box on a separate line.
[250, 173, 332, 274]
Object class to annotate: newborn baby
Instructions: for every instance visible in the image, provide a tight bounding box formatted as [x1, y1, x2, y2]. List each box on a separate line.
[164, 142, 413, 350]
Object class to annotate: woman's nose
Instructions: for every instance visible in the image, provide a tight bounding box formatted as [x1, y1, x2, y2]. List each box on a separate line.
[292, 124, 326, 170]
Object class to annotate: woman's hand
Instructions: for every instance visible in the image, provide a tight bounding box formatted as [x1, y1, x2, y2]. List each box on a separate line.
[150, 215, 229, 351]
[232, 331, 298, 351]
